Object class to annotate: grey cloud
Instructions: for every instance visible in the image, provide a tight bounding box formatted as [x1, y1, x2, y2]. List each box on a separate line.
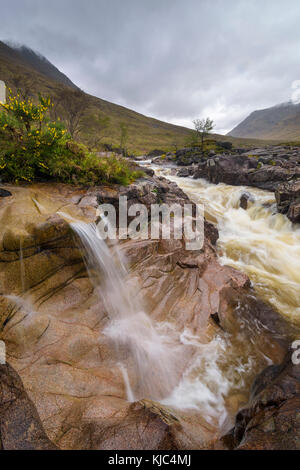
[1, 0, 300, 133]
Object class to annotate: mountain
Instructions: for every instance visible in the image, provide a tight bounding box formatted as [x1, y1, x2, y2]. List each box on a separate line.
[228, 102, 300, 141]
[0, 40, 269, 152]
[0, 41, 77, 89]
[9, 43, 78, 89]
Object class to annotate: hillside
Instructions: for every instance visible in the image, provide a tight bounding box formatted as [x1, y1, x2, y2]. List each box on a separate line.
[0, 41, 77, 89]
[0, 40, 273, 152]
[228, 102, 300, 141]
[9, 43, 78, 89]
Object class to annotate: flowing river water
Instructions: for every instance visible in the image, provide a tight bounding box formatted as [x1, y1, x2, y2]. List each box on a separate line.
[135, 163, 299, 431]
[153, 165, 300, 325]
[4, 171, 299, 445]
[66, 164, 300, 434]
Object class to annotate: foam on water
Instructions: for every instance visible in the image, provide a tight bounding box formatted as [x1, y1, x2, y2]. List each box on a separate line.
[158, 168, 300, 323]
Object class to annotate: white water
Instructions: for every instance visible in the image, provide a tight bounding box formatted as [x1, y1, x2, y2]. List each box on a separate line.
[65, 168, 300, 428]
[71, 221, 183, 401]
[69, 218, 272, 429]
[135, 164, 299, 426]
[155, 168, 300, 324]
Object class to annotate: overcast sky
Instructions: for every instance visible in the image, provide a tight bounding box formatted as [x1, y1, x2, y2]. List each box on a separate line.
[1, 0, 300, 133]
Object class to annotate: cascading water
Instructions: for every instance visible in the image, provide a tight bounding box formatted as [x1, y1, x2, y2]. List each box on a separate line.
[154, 168, 300, 324]
[70, 221, 183, 401]
[58, 167, 298, 429]
[66, 209, 278, 430]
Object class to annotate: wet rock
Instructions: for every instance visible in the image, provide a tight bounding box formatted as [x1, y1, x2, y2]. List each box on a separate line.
[0, 363, 57, 450]
[240, 192, 254, 210]
[79, 400, 180, 450]
[143, 167, 155, 177]
[275, 180, 300, 223]
[0, 176, 292, 450]
[288, 201, 300, 223]
[177, 146, 300, 193]
[0, 189, 12, 198]
[218, 285, 294, 345]
[147, 149, 165, 158]
[226, 353, 300, 450]
[177, 167, 192, 178]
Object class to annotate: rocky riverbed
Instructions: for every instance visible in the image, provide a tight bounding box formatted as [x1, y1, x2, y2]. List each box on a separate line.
[170, 146, 300, 223]
[0, 171, 298, 450]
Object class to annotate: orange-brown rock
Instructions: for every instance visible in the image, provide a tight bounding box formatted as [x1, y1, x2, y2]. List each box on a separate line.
[0, 177, 292, 450]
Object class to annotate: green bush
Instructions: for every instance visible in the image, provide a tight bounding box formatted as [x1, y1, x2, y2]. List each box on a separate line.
[0, 91, 143, 185]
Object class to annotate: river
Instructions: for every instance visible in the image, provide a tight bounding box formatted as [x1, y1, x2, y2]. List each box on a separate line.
[154, 166, 300, 326]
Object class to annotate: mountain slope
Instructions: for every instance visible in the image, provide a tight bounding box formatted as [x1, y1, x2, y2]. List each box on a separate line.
[0, 41, 77, 89]
[228, 102, 300, 140]
[0, 40, 272, 152]
[10, 44, 78, 89]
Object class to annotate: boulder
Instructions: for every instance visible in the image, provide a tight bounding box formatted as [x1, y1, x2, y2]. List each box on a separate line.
[275, 180, 300, 223]
[177, 167, 192, 178]
[240, 192, 254, 210]
[288, 202, 300, 223]
[224, 353, 300, 450]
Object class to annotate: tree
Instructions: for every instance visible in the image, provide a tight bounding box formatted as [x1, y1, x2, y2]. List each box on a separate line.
[52, 88, 87, 139]
[119, 122, 128, 155]
[82, 112, 111, 150]
[193, 117, 215, 154]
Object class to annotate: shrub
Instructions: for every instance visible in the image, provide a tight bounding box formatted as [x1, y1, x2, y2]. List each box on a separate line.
[0, 92, 143, 185]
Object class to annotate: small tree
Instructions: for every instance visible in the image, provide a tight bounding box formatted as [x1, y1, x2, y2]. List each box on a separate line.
[193, 117, 215, 154]
[52, 88, 86, 139]
[82, 112, 111, 150]
[119, 122, 128, 155]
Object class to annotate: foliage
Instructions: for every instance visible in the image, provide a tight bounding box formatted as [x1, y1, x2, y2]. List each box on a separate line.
[51, 88, 87, 139]
[48, 147, 144, 186]
[119, 122, 129, 154]
[184, 131, 199, 148]
[82, 112, 111, 150]
[193, 117, 215, 153]
[0, 91, 143, 185]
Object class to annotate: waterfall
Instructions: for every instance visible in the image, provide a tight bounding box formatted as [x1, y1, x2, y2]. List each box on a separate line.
[71, 221, 182, 401]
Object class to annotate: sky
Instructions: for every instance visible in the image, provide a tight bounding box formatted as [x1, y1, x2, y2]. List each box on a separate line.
[1, 0, 300, 134]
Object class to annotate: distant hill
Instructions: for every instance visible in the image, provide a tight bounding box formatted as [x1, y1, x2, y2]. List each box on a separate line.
[228, 102, 300, 141]
[0, 40, 272, 152]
